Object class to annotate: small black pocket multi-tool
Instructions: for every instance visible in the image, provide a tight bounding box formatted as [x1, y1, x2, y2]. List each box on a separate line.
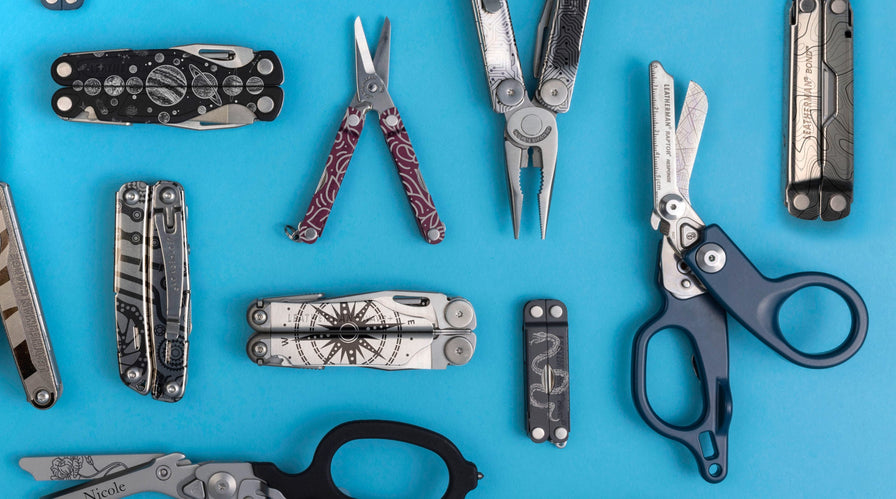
[785, 0, 854, 220]
[114, 181, 191, 403]
[51, 45, 283, 129]
[41, 0, 82, 10]
[0, 184, 61, 409]
[523, 300, 569, 448]
[247, 291, 477, 370]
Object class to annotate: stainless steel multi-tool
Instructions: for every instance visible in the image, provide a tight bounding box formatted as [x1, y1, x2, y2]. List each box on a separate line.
[20, 420, 483, 499]
[0, 184, 61, 409]
[51, 45, 283, 129]
[524, 300, 569, 448]
[114, 181, 191, 403]
[470, 0, 590, 238]
[247, 291, 477, 370]
[786, 0, 854, 220]
[42, 0, 82, 9]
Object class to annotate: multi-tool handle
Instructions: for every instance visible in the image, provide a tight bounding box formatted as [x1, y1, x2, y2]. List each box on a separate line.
[290, 107, 366, 244]
[0, 184, 61, 409]
[533, 0, 590, 114]
[42, 0, 83, 10]
[252, 420, 481, 499]
[471, 0, 528, 114]
[683, 225, 867, 368]
[378, 107, 446, 244]
[524, 300, 569, 448]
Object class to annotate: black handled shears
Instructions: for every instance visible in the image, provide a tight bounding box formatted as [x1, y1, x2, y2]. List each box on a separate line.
[631, 62, 868, 483]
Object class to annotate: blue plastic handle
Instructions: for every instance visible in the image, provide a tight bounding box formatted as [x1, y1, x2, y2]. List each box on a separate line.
[632, 258, 732, 483]
[683, 225, 868, 369]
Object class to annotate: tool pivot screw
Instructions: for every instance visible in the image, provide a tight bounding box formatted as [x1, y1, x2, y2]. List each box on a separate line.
[252, 310, 268, 325]
[160, 188, 176, 204]
[529, 305, 544, 319]
[554, 427, 568, 440]
[124, 189, 140, 205]
[56, 96, 73, 112]
[56, 62, 73, 78]
[164, 382, 181, 396]
[445, 300, 474, 329]
[681, 279, 692, 289]
[696, 243, 727, 274]
[257, 58, 275, 75]
[156, 465, 171, 480]
[252, 342, 268, 358]
[34, 390, 51, 406]
[549, 305, 564, 318]
[531, 427, 545, 440]
[126, 367, 143, 380]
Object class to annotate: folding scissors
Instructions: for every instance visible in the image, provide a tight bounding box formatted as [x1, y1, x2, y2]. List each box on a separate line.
[287, 18, 445, 245]
[20, 420, 482, 498]
[631, 61, 868, 483]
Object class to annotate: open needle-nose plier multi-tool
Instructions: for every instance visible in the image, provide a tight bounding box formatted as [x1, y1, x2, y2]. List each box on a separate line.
[471, 0, 590, 238]
[20, 420, 483, 499]
[631, 61, 868, 483]
[287, 18, 445, 245]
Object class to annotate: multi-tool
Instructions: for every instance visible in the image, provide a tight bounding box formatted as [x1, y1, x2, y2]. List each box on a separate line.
[785, 0, 854, 220]
[523, 300, 569, 448]
[247, 291, 476, 370]
[631, 62, 868, 483]
[287, 18, 445, 245]
[41, 0, 82, 9]
[0, 184, 61, 409]
[470, 0, 590, 238]
[114, 181, 191, 403]
[20, 420, 483, 499]
[51, 45, 283, 129]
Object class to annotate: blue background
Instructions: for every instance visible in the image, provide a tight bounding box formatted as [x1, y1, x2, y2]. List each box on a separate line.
[4, 0, 892, 497]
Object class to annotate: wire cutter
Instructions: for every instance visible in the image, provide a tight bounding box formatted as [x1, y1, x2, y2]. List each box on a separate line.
[20, 420, 482, 498]
[470, 0, 590, 238]
[287, 18, 445, 245]
[631, 62, 868, 483]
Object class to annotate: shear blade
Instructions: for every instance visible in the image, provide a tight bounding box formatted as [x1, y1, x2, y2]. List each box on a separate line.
[354, 18, 377, 77]
[372, 18, 391, 88]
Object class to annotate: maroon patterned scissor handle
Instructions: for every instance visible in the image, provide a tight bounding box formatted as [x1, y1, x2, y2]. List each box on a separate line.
[290, 107, 365, 243]
[378, 107, 446, 244]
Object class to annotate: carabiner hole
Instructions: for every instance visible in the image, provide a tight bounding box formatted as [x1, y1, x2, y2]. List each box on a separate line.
[645, 328, 704, 426]
[331, 439, 448, 498]
[779, 286, 852, 355]
[708, 463, 722, 477]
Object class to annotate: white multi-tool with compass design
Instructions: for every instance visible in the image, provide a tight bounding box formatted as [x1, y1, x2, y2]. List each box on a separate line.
[246, 291, 477, 370]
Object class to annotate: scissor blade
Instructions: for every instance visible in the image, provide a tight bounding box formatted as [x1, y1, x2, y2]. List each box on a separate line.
[19, 454, 163, 481]
[354, 17, 377, 77]
[675, 82, 708, 202]
[649, 61, 678, 228]
[373, 18, 391, 89]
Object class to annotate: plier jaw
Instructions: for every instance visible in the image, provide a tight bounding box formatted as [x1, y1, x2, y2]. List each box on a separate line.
[504, 105, 559, 239]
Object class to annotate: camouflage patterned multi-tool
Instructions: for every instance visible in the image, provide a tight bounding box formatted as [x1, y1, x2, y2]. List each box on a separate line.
[114, 181, 191, 403]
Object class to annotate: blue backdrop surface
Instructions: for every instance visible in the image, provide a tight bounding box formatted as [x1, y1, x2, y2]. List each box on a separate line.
[3, 0, 893, 497]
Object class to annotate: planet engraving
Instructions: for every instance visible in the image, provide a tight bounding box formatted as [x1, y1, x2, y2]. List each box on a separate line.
[126, 77, 143, 95]
[246, 76, 264, 95]
[145, 65, 187, 107]
[104, 75, 124, 97]
[84, 78, 102, 96]
[189, 64, 222, 106]
[223, 75, 243, 96]
[158, 112, 171, 124]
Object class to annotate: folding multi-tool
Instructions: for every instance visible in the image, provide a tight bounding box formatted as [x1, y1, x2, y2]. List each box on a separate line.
[287, 18, 445, 245]
[470, 0, 590, 238]
[114, 181, 191, 402]
[785, 0, 854, 220]
[0, 184, 61, 409]
[51, 45, 283, 129]
[20, 420, 483, 499]
[247, 291, 476, 370]
[42, 0, 82, 9]
[524, 300, 569, 448]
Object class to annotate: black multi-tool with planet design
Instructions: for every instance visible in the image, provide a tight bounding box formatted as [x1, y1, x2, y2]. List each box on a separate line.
[51, 45, 283, 129]
[0, 184, 62, 409]
[246, 291, 477, 370]
[114, 181, 191, 403]
[41, 0, 82, 10]
[785, 0, 854, 220]
[523, 300, 569, 448]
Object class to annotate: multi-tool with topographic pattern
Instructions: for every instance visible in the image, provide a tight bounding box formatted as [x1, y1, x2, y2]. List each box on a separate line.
[0, 184, 61, 409]
[41, 0, 82, 9]
[114, 181, 191, 403]
[470, 0, 590, 238]
[51, 45, 283, 129]
[20, 420, 483, 499]
[524, 300, 569, 448]
[786, 0, 853, 220]
[286, 18, 446, 245]
[246, 291, 477, 370]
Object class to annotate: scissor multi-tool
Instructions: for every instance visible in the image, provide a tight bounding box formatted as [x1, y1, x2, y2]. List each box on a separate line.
[42, 0, 82, 9]
[247, 291, 476, 370]
[287, 18, 445, 245]
[20, 420, 483, 499]
[0, 184, 61, 409]
[114, 181, 191, 402]
[631, 62, 868, 483]
[51, 45, 283, 129]
[470, 0, 590, 238]
[523, 300, 569, 448]
[785, 0, 853, 220]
